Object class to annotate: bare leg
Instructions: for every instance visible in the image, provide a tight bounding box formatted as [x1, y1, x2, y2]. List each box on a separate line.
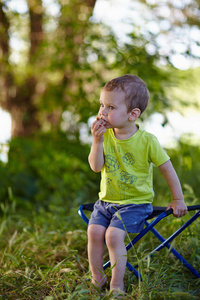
[87, 224, 107, 288]
[105, 227, 127, 293]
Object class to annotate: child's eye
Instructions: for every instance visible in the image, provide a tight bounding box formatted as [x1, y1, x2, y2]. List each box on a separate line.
[109, 106, 115, 110]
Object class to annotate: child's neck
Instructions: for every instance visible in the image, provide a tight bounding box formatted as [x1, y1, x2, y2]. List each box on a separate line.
[113, 123, 138, 140]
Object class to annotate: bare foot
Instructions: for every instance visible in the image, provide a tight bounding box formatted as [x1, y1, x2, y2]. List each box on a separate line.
[92, 275, 107, 290]
[110, 286, 125, 299]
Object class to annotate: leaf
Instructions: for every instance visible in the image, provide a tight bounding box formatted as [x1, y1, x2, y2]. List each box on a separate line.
[0, 219, 7, 235]
[52, 258, 67, 272]
[115, 210, 122, 221]
[4, 253, 19, 265]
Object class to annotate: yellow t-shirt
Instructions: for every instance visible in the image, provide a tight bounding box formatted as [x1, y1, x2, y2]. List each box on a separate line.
[99, 126, 170, 205]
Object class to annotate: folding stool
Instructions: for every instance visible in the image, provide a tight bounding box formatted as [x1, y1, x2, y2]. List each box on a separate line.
[78, 204, 200, 279]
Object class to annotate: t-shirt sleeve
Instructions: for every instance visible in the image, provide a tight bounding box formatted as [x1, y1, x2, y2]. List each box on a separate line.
[149, 136, 170, 167]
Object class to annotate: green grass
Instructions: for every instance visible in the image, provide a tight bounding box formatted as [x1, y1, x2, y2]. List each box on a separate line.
[0, 198, 200, 299]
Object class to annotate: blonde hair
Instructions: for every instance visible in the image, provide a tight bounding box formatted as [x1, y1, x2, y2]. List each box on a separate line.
[103, 74, 149, 114]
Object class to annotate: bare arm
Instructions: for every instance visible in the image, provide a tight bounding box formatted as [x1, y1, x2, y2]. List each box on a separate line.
[88, 118, 107, 172]
[158, 160, 187, 217]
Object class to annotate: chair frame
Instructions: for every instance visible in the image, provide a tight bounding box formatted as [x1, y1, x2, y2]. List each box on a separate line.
[78, 204, 200, 279]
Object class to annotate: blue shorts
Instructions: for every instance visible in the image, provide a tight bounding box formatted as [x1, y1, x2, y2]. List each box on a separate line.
[88, 200, 153, 233]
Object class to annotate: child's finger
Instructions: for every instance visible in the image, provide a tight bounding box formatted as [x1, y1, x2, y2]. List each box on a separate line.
[96, 127, 107, 137]
[92, 119, 105, 131]
[92, 121, 107, 136]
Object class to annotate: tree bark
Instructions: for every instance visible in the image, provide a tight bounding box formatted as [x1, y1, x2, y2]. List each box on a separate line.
[0, 1, 10, 108]
[28, 0, 43, 59]
[0, 2, 9, 56]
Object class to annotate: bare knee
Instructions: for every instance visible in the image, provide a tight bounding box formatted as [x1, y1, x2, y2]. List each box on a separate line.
[88, 224, 106, 243]
[105, 227, 126, 249]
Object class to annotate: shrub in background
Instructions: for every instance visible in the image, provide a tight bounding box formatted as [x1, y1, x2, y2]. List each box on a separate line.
[0, 135, 199, 215]
[0, 132, 100, 214]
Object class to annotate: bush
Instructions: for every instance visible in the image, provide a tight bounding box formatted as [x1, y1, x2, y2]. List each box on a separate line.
[0, 132, 100, 212]
[153, 140, 200, 206]
[1, 134, 199, 214]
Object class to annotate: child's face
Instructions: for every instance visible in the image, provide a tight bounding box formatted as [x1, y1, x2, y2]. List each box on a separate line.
[98, 89, 130, 129]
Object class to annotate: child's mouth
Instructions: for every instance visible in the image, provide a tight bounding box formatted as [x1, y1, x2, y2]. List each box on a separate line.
[96, 116, 110, 128]
[101, 119, 109, 127]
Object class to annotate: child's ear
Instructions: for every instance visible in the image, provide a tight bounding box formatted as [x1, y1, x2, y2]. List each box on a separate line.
[128, 108, 141, 121]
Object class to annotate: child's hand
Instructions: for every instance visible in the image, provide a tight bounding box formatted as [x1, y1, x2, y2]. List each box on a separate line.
[91, 117, 107, 143]
[167, 200, 187, 217]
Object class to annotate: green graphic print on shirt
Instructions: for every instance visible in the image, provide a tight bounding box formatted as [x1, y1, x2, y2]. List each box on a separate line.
[99, 127, 170, 205]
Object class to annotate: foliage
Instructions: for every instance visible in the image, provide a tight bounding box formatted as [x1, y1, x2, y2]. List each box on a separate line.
[169, 140, 200, 200]
[153, 140, 200, 205]
[1, 134, 200, 212]
[165, 68, 200, 111]
[0, 132, 100, 211]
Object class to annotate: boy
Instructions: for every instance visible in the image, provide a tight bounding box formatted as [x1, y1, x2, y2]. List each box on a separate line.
[88, 74, 187, 294]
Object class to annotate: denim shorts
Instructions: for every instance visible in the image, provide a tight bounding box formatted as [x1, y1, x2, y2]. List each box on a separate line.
[88, 200, 153, 233]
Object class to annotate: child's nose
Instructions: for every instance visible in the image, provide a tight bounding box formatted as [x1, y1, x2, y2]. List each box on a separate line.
[101, 107, 107, 116]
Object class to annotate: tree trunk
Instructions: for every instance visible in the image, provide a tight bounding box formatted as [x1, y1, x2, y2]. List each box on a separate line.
[0, 2, 9, 56]
[28, 0, 43, 58]
[0, 2, 10, 111]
